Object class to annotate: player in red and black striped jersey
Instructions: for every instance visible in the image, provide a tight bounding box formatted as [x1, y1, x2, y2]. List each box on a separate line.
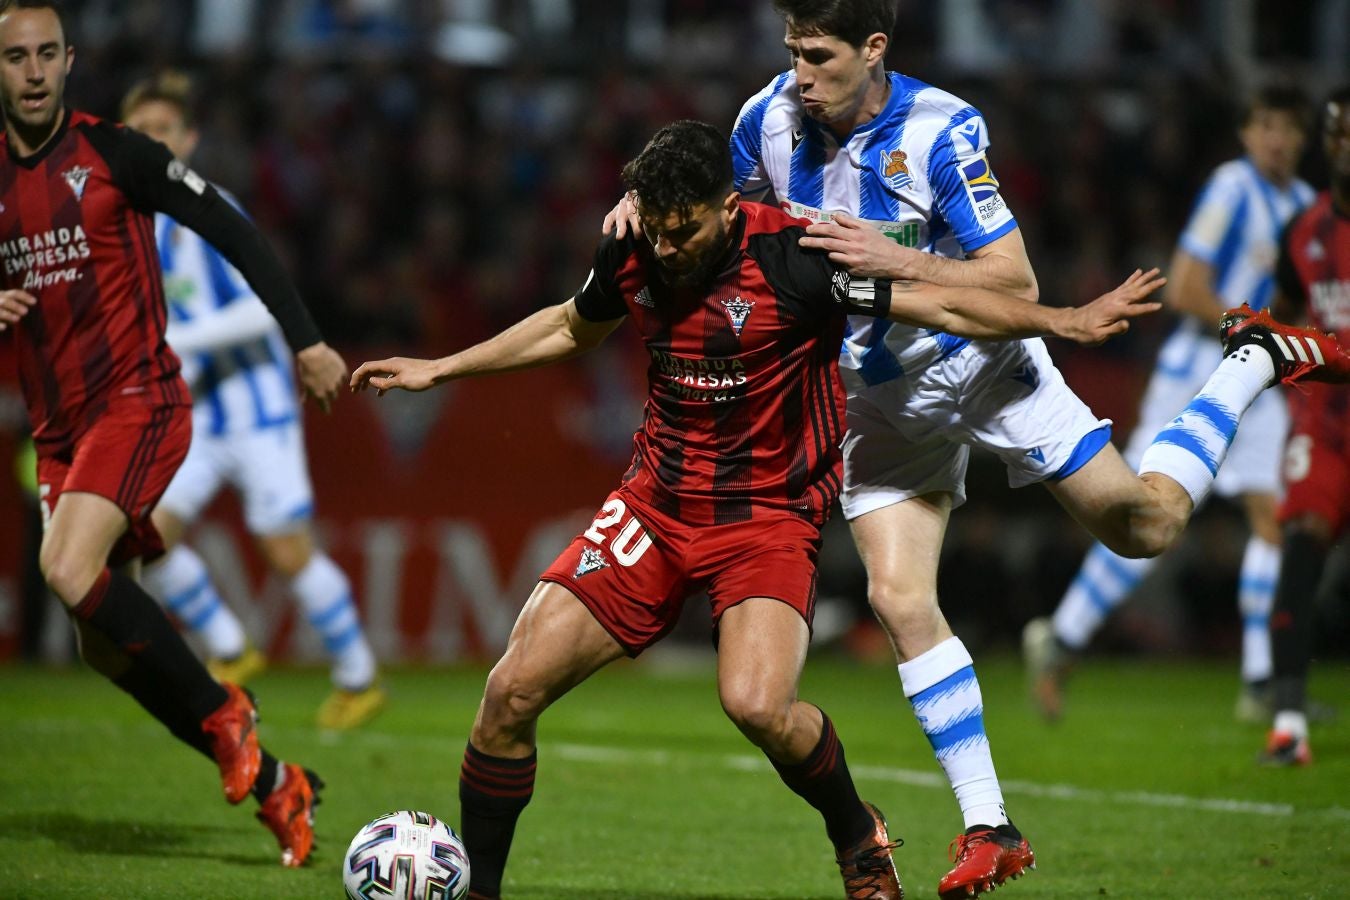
[352, 119, 1161, 899]
[1260, 86, 1350, 766]
[0, 1, 339, 865]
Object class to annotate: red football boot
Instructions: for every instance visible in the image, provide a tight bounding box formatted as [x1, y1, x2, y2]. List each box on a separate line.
[938, 824, 1036, 899]
[200, 682, 261, 804]
[836, 801, 905, 899]
[256, 763, 323, 867]
[1220, 304, 1350, 385]
[1257, 730, 1312, 767]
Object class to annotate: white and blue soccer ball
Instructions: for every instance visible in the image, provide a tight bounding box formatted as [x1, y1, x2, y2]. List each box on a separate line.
[342, 810, 470, 900]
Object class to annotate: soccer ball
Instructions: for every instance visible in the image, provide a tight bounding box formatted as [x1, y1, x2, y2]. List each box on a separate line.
[342, 810, 471, 899]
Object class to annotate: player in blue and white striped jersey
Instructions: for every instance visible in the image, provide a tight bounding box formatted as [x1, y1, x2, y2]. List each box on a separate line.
[1025, 84, 1316, 724]
[121, 73, 384, 731]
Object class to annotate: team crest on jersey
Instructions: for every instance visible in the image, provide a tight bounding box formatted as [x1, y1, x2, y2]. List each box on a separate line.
[883, 149, 912, 189]
[62, 165, 92, 201]
[634, 286, 656, 308]
[721, 296, 755, 335]
[574, 546, 609, 579]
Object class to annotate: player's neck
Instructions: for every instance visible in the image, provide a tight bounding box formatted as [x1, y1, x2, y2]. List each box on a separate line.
[6, 105, 66, 158]
[829, 72, 890, 140]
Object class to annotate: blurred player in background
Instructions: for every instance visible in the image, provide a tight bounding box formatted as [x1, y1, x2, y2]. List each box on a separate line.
[1025, 84, 1316, 724]
[122, 71, 385, 731]
[0, 0, 342, 865]
[1258, 86, 1350, 766]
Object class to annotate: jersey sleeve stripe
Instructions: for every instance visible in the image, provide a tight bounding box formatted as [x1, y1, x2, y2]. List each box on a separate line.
[788, 121, 827, 211]
[730, 72, 790, 192]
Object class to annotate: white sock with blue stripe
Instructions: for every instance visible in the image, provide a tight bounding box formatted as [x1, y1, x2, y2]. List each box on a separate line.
[290, 553, 376, 690]
[1239, 535, 1280, 684]
[143, 544, 247, 660]
[1138, 346, 1273, 506]
[899, 637, 1007, 829]
[1052, 543, 1156, 650]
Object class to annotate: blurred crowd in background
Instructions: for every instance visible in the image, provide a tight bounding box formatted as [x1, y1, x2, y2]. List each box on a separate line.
[8, 0, 1350, 661]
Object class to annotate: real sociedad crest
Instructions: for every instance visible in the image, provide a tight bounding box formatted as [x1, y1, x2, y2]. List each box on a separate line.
[721, 296, 754, 336]
[62, 165, 92, 201]
[574, 546, 609, 578]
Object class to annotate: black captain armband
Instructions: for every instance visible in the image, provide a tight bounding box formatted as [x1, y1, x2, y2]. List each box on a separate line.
[831, 269, 892, 317]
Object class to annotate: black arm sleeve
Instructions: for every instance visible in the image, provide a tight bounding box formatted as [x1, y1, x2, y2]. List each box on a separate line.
[97, 124, 324, 351]
[572, 233, 631, 322]
[749, 227, 891, 321]
[1275, 222, 1307, 312]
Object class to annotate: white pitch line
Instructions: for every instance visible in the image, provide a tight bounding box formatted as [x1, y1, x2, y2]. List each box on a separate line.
[10, 718, 1350, 822]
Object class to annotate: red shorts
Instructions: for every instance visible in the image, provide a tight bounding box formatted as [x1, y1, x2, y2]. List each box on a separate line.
[1279, 383, 1350, 537]
[539, 485, 823, 656]
[36, 396, 192, 566]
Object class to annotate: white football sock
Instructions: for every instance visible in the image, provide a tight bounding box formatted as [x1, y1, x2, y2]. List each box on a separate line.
[143, 544, 247, 660]
[1238, 535, 1280, 684]
[290, 553, 377, 690]
[1053, 543, 1157, 650]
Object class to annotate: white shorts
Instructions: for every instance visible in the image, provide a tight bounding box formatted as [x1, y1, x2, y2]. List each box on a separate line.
[841, 338, 1110, 520]
[158, 421, 316, 535]
[1124, 322, 1287, 498]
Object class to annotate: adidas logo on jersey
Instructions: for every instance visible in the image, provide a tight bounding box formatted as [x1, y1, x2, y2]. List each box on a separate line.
[635, 287, 655, 308]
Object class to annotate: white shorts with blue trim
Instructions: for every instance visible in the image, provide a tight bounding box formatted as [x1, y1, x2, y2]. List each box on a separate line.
[1124, 321, 1287, 498]
[158, 420, 316, 535]
[840, 337, 1109, 520]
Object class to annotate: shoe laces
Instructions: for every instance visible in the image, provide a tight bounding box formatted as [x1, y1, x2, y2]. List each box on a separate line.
[948, 828, 997, 863]
[839, 836, 903, 895]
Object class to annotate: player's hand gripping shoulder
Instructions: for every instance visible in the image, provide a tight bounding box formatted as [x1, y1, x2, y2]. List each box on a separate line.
[296, 342, 349, 412]
[1057, 268, 1166, 345]
[0, 289, 36, 331]
[350, 357, 444, 395]
[602, 192, 641, 239]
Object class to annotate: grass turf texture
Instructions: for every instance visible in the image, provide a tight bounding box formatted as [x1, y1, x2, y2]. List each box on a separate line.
[0, 656, 1346, 898]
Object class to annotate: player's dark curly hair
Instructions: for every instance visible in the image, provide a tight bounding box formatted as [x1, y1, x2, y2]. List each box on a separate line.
[772, 0, 896, 46]
[0, 0, 70, 45]
[621, 120, 733, 222]
[1242, 82, 1311, 131]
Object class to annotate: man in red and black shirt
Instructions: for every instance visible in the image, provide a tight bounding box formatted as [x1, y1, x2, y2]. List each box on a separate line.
[352, 119, 1164, 899]
[1259, 86, 1350, 767]
[0, 0, 343, 865]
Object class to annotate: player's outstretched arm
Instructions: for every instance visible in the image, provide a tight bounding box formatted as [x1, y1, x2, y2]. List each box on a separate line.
[802, 213, 1038, 301]
[881, 268, 1165, 345]
[351, 299, 623, 395]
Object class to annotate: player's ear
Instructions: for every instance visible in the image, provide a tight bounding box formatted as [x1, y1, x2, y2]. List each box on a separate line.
[64, 44, 74, 74]
[863, 32, 887, 67]
[723, 191, 741, 218]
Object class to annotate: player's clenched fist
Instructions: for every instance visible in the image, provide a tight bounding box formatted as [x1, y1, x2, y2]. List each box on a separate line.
[0, 289, 36, 331]
[296, 342, 348, 412]
[350, 357, 443, 395]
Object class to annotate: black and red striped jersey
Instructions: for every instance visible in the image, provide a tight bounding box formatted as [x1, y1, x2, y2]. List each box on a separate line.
[1278, 193, 1350, 335]
[574, 201, 860, 527]
[1, 109, 322, 456]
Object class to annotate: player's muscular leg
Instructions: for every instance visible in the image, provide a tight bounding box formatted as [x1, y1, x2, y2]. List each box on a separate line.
[39, 492, 131, 606]
[716, 598, 820, 763]
[471, 581, 625, 758]
[1241, 492, 1281, 544]
[849, 493, 954, 662]
[1045, 444, 1194, 559]
[256, 529, 314, 578]
[149, 506, 187, 552]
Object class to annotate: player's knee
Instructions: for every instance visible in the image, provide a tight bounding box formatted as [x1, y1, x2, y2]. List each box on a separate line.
[39, 544, 103, 606]
[480, 666, 548, 732]
[259, 533, 313, 578]
[866, 579, 938, 635]
[720, 686, 791, 748]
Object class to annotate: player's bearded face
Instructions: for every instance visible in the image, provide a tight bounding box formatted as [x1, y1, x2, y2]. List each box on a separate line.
[0, 9, 71, 134]
[785, 30, 871, 126]
[641, 200, 734, 288]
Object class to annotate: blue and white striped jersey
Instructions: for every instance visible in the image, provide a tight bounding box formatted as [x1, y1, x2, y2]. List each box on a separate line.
[1153, 159, 1315, 382]
[1177, 158, 1315, 312]
[731, 70, 1019, 386]
[157, 210, 297, 437]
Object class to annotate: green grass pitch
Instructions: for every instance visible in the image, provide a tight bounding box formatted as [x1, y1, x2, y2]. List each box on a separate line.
[1, 655, 1346, 898]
